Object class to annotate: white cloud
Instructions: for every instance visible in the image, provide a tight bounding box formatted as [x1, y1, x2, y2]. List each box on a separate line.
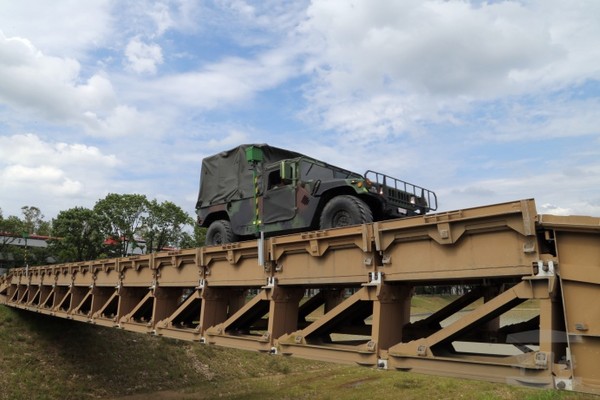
[299, 0, 600, 139]
[0, 32, 116, 121]
[116, 0, 203, 38]
[2, 164, 63, 183]
[0, 134, 118, 167]
[304, 0, 600, 95]
[301, 92, 430, 144]
[0, 1, 112, 57]
[83, 105, 166, 138]
[147, 2, 175, 36]
[1, 165, 83, 198]
[0, 32, 161, 138]
[0, 0, 599, 222]
[539, 203, 573, 216]
[146, 49, 299, 109]
[206, 129, 249, 149]
[210, 0, 310, 43]
[0, 1, 303, 137]
[0, 134, 120, 217]
[125, 36, 164, 75]
[474, 96, 600, 142]
[442, 161, 600, 216]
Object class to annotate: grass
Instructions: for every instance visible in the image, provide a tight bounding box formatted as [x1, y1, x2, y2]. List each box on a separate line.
[0, 306, 326, 399]
[119, 364, 595, 400]
[410, 294, 460, 315]
[0, 304, 596, 400]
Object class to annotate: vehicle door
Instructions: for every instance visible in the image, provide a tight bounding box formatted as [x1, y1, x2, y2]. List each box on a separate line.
[262, 162, 297, 224]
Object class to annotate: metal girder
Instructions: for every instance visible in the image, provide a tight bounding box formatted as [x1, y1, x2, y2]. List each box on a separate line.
[1, 199, 600, 395]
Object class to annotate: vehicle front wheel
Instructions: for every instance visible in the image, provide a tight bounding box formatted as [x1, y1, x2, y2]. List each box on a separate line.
[319, 195, 373, 229]
[205, 220, 238, 245]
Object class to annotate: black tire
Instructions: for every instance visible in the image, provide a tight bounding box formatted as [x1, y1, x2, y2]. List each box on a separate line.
[205, 220, 238, 245]
[319, 195, 373, 229]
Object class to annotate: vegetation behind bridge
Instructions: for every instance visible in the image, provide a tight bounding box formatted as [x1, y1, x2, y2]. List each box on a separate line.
[0, 194, 206, 270]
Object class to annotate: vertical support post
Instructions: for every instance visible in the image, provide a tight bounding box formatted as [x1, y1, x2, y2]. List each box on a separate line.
[371, 284, 413, 350]
[117, 287, 148, 321]
[70, 286, 88, 314]
[268, 286, 304, 340]
[90, 287, 113, 316]
[39, 285, 53, 308]
[152, 287, 182, 324]
[539, 281, 568, 372]
[200, 287, 246, 331]
[52, 286, 69, 310]
[538, 297, 554, 354]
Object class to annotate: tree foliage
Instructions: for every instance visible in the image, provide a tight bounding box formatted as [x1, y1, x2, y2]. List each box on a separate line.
[1, 207, 52, 268]
[142, 200, 194, 253]
[94, 193, 149, 257]
[0, 209, 24, 266]
[179, 224, 207, 249]
[2, 194, 202, 267]
[21, 206, 51, 235]
[49, 207, 104, 262]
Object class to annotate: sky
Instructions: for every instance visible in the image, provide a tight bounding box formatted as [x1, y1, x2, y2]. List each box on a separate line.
[0, 0, 599, 222]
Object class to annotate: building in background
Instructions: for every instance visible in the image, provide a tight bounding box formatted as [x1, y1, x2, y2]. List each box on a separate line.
[0, 233, 55, 272]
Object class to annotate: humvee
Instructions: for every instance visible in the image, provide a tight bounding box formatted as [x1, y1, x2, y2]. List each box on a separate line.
[196, 144, 437, 245]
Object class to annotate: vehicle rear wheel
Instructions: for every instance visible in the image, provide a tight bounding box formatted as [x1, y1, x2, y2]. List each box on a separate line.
[205, 220, 238, 245]
[319, 195, 373, 229]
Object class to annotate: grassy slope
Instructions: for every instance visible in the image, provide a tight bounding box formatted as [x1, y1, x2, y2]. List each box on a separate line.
[0, 305, 594, 400]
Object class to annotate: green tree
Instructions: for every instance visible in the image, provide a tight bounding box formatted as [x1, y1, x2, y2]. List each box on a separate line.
[141, 200, 194, 253]
[179, 224, 207, 249]
[0, 209, 25, 268]
[21, 206, 51, 235]
[94, 193, 149, 257]
[49, 207, 104, 262]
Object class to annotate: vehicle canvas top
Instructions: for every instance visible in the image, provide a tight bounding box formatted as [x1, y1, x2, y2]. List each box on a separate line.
[196, 144, 305, 208]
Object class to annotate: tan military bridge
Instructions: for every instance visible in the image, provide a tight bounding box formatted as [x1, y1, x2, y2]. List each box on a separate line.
[1, 199, 599, 395]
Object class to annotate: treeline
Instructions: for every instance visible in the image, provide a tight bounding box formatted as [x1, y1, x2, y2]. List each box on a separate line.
[0, 194, 206, 268]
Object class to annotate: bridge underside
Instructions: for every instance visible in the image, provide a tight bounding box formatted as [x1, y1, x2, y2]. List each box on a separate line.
[1, 199, 599, 395]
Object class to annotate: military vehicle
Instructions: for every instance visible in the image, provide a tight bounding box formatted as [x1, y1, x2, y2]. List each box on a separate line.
[196, 144, 437, 245]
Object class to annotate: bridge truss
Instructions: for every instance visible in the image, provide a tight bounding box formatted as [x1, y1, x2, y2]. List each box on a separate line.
[1, 199, 599, 394]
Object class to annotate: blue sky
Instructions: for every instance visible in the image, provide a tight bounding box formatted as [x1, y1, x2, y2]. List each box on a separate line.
[0, 0, 599, 221]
